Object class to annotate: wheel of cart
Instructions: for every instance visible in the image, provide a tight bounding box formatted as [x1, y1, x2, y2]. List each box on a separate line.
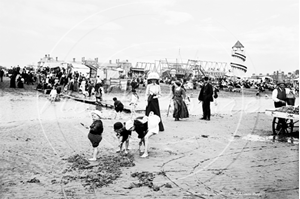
[266, 108, 299, 136]
[272, 117, 297, 135]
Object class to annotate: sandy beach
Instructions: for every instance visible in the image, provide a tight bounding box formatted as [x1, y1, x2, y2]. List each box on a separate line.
[0, 76, 298, 199]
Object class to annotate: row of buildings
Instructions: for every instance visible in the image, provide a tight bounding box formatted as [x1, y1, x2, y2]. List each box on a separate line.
[251, 70, 299, 83]
[37, 41, 248, 81]
[37, 41, 298, 85]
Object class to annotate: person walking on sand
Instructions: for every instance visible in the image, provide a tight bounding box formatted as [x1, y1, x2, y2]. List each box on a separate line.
[172, 81, 189, 121]
[212, 86, 220, 116]
[198, 76, 214, 121]
[145, 72, 164, 131]
[129, 89, 139, 119]
[113, 97, 124, 119]
[88, 111, 104, 161]
[95, 82, 103, 102]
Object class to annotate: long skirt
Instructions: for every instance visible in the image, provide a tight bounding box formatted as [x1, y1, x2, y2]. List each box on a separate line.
[73, 82, 78, 92]
[10, 76, 16, 88]
[173, 98, 189, 119]
[146, 98, 164, 131]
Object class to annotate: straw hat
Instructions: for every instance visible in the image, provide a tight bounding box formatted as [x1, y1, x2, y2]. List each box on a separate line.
[147, 72, 159, 80]
[91, 110, 102, 119]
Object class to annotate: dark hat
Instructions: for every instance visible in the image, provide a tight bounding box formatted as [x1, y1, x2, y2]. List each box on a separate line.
[277, 81, 285, 85]
[204, 76, 209, 81]
[113, 122, 123, 130]
[174, 80, 181, 86]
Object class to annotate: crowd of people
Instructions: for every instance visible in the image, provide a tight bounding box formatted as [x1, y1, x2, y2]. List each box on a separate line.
[86, 72, 222, 160]
[86, 70, 300, 161]
[4, 66, 36, 88]
[162, 75, 299, 97]
[1, 66, 298, 161]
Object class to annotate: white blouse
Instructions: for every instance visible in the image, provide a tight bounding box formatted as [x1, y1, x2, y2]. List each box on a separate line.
[145, 84, 161, 98]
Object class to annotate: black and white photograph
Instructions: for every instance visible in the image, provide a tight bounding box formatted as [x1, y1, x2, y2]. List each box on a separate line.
[0, 0, 298, 198]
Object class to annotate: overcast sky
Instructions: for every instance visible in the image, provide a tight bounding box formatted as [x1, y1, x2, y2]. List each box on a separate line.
[0, 0, 298, 76]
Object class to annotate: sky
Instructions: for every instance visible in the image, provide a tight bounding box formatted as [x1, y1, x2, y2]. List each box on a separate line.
[0, 0, 298, 76]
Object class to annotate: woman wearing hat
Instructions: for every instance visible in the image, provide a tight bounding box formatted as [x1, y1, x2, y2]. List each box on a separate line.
[172, 81, 189, 121]
[145, 72, 164, 131]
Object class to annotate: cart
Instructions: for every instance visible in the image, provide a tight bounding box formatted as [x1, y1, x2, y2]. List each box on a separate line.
[265, 107, 299, 135]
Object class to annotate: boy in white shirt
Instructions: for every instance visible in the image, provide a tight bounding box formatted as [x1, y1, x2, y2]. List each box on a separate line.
[129, 89, 139, 119]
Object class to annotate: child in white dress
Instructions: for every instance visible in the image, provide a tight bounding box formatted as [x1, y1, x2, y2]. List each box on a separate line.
[129, 89, 139, 119]
[49, 86, 57, 103]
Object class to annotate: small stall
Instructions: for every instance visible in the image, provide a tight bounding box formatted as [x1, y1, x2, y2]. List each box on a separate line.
[265, 106, 299, 135]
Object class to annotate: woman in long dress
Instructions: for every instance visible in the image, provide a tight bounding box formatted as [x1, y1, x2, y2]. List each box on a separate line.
[73, 77, 78, 92]
[145, 73, 164, 131]
[172, 81, 189, 121]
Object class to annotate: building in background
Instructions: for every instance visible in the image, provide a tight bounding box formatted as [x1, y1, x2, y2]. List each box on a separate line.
[230, 41, 247, 78]
[37, 54, 68, 70]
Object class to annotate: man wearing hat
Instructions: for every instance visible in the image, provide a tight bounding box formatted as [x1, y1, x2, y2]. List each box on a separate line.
[272, 81, 288, 134]
[272, 81, 287, 108]
[198, 76, 214, 121]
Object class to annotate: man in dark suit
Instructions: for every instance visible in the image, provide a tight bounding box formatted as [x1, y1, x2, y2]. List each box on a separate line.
[0, 69, 4, 82]
[198, 76, 214, 121]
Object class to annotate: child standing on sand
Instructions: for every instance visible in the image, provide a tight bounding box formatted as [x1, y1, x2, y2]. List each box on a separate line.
[129, 89, 139, 119]
[49, 86, 57, 103]
[87, 110, 104, 161]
